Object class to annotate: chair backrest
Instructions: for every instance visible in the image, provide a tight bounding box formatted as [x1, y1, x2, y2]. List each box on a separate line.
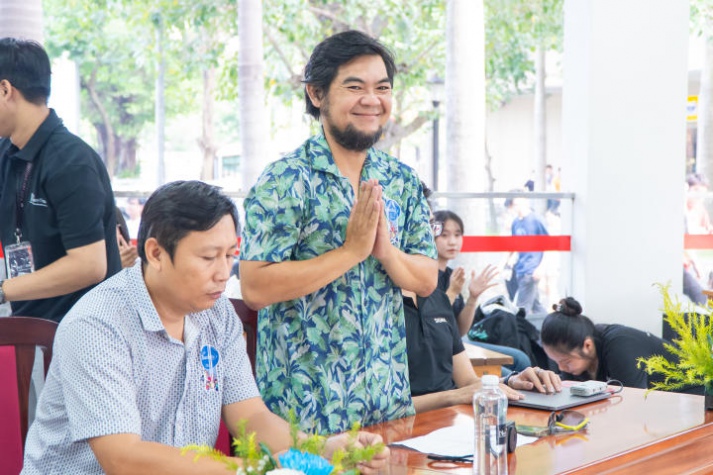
[229, 299, 258, 376]
[0, 317, 58, 453]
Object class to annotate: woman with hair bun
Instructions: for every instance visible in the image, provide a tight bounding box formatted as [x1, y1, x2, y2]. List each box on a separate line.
[541, 297, 680, 390]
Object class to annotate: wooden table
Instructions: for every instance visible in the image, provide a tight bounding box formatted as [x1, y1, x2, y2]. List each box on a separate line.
[364, 387, 713, 474]
[464, 343, 514, 377]
[702, 289, 713, 302]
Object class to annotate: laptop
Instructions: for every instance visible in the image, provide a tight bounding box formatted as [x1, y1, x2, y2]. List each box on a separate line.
[508, 387, 613, 411]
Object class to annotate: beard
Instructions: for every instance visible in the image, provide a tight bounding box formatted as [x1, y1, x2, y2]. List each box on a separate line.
[320, 95, 383, 151]
[326, 121, 383, 151]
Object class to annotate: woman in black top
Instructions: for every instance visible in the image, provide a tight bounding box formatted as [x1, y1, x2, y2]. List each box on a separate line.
[541, 297, 688, 390]
[432, 209, 531, 373]
[403, 287, 562, 413]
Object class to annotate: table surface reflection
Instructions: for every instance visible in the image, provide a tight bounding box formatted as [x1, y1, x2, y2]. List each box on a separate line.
[363, 388, 713, 474]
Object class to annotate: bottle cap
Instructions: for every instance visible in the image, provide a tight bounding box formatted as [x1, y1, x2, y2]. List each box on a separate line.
[482, 374, 499, 387]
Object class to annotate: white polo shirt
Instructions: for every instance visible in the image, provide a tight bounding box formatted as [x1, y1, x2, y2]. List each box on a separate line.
[22, 264, 259, 474]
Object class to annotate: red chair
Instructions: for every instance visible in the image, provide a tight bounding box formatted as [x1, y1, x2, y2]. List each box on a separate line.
[0, 317, 58, 474]
[229, 298, 258, 376]
[216, 299, 258, 457]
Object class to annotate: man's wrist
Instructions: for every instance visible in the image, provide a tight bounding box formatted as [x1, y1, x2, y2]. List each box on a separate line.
[502, 371, 519, 387]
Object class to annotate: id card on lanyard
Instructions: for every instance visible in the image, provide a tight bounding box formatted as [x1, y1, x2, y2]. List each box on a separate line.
[6, 162, 35, 278]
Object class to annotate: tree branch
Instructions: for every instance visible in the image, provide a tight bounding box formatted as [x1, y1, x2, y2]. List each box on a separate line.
[265, 27, 303, 88]
[85, 67, 116, 176]
[376, 115, 429, 151]
[398, 38, 440, 75]
[307, 5, 351, 31]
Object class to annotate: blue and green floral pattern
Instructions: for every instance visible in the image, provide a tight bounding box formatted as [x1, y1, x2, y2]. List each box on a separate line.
[241, 133, 436, 434]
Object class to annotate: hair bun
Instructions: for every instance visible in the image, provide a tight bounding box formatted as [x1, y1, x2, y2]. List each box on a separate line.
[553, 297, 582, 317]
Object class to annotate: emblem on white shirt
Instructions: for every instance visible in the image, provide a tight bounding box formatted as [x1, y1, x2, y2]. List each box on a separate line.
[200, 345, 220, 392]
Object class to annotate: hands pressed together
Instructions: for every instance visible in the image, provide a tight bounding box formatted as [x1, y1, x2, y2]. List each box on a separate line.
[343, 179, 392, 263]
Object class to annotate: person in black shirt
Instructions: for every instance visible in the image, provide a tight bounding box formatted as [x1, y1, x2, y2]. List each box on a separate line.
[541, 297, 690, 390]
[0, 38, 120, 322]
[404, 287, 562, 413]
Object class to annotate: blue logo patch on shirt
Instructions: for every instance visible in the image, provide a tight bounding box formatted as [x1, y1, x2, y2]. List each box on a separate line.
[383, 196, 401, 245]
[200, 345, 220, 392]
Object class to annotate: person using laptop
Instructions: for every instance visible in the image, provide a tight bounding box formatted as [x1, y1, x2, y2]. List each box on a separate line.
[403, 286, 562, 413]
[541, 297, 696, 391]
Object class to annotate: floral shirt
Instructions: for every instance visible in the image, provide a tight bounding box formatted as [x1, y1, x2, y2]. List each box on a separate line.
[241, 133, 436, 434]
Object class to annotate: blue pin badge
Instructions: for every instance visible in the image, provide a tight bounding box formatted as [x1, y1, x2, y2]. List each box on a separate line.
[383, 196, 401, 245]
[200, 345, 220, 392]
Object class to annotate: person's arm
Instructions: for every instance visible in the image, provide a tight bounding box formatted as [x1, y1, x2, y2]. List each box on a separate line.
[117, 230, 139, 268]
[240, 181, 382, 310]
[371, 209, 437, 297]
[412, 351, 481, 413]
[223, 397, 389, 475]
[89, 435, 238, 475]
[455, 266, 499, 336]
[412, 351, 531, 413]
[445, 267, 466, 305]
[505, 367, 562, 394]
[2, 240, 107, 301]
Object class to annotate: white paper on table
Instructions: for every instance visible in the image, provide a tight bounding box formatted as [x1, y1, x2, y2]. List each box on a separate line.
[391, 424, 539, 457]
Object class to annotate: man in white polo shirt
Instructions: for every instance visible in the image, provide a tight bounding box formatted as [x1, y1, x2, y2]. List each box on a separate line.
[21, 181, 387, 475]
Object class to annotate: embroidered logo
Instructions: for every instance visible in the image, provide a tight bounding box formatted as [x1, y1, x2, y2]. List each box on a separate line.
[28, 193, 48, 207]
[383, 196, 401, 245]
[200, 345, 220, 392]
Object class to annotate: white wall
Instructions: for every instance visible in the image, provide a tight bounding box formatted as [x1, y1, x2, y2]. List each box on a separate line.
[487, 92, 563, 191]
[562, 0, 689, 335]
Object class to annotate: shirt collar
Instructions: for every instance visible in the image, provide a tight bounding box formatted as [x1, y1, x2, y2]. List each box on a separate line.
[11, 109, 63, 163]
[129, 263, 206, 342]
[128, 263, 167, 333]
[307, 131, 376, 177]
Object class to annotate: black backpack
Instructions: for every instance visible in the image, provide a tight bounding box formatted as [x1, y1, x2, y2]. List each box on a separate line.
[467, 295, 553, 370]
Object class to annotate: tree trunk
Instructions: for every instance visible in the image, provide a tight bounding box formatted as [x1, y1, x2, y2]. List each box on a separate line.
[239, 0, 268, 192]
[697, 30, 713, 180]
[534, 43, 547, 194]
[154, 13, 166, 186]
[446, 0, 486, 231]
[0, 0, 43, 43]
[85, 70, 117, 176]
[199, 67, 217, 181]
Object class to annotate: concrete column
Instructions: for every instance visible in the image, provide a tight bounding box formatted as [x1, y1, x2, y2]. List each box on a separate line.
[562, 1, 689, 335]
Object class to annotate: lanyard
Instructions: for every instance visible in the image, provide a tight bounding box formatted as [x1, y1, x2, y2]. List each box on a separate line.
[14, 162, 33, 244]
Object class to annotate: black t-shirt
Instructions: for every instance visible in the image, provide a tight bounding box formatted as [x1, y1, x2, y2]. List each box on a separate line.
[0, 109, 121, 321]
[404, 288, 465, 396]
[559, 324, 673, 389]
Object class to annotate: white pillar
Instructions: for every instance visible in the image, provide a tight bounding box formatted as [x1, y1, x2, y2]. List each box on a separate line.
[562, 0, 689, 335]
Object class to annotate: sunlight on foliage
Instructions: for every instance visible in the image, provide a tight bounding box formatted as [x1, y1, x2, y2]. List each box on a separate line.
[183, 410, 384, 475]
[637, 283, 713, 395]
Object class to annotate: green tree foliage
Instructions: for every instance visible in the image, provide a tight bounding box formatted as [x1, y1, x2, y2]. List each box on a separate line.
[260, 0, 447, 151]
[42, 0, 564, 175]
[484, 0, 563, 109]
[43, 0, 234, 177]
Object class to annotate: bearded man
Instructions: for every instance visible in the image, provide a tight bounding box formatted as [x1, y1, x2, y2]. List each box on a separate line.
[240, 30, 438, 434]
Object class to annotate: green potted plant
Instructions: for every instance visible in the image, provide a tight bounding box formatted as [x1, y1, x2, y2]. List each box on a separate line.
[182, 411, 384, 474]
[637, 284, 713, 409]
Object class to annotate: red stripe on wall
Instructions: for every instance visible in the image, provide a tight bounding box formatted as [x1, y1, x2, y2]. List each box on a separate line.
[3, 234, 713, 260]
[684, 234, 713, 250]
[461, 235, 572, 253]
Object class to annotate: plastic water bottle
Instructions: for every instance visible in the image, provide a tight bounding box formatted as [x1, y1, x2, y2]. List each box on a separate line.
[473, 374, 508, 475]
